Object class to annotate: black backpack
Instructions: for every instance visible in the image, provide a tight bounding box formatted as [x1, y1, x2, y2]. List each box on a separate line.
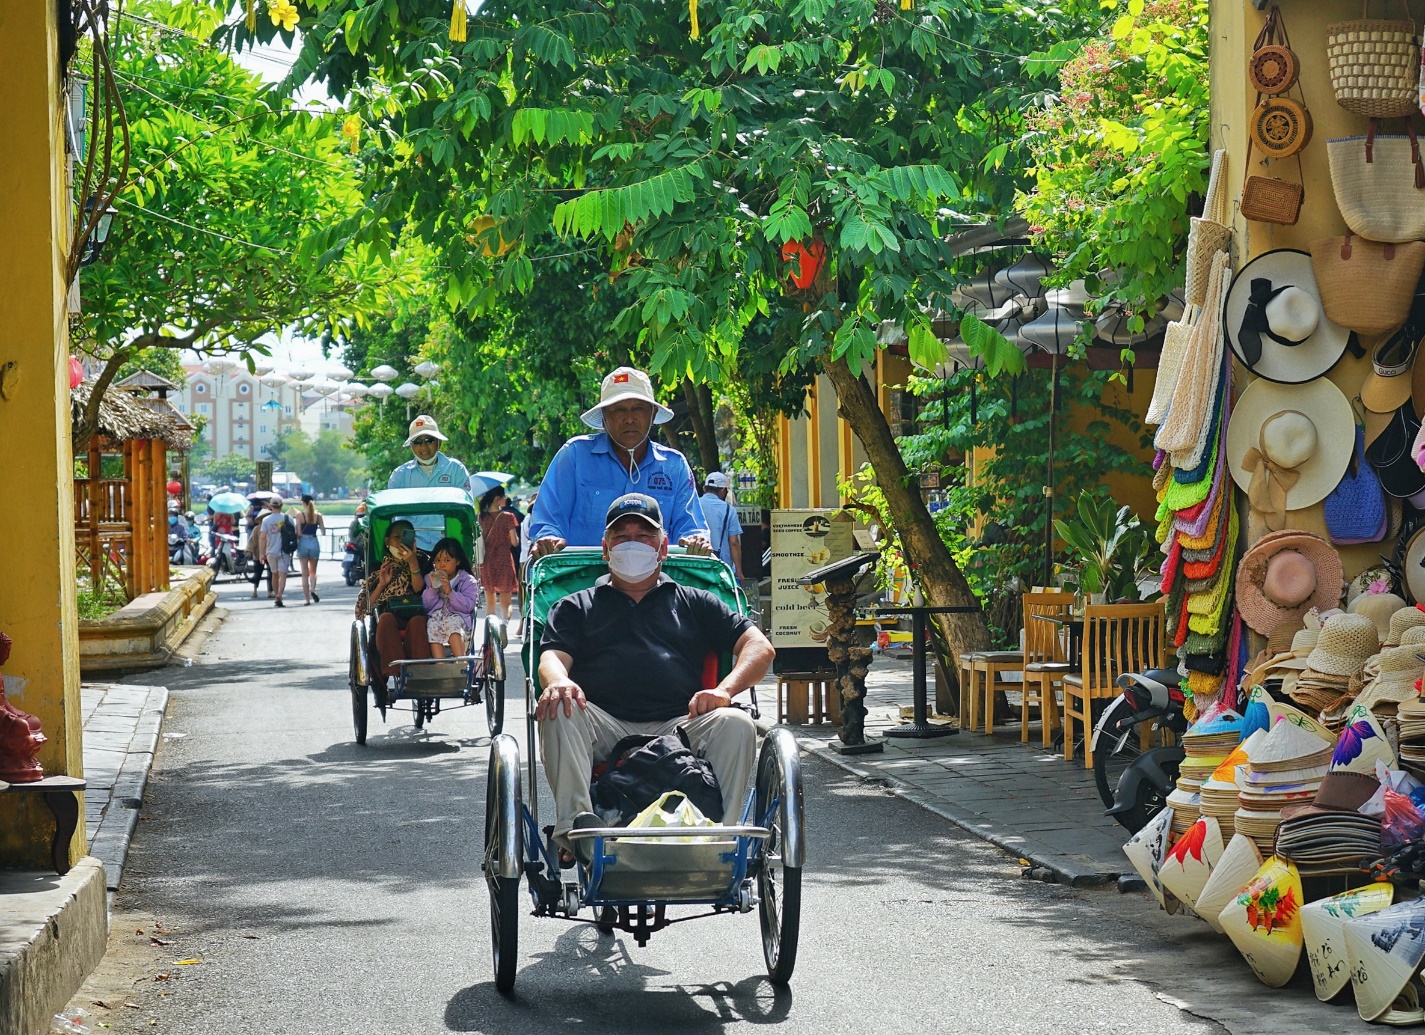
[279, 515, 298, 553]
[590, 726, 723, 825]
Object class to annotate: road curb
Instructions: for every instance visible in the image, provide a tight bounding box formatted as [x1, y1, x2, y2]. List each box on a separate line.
[794, 734, 1121, 887]
[90, 685, 170, 895]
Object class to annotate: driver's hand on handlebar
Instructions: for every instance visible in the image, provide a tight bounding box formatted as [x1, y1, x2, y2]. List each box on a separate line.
[688, 688, 733, 717]
[536, 677, 587, 720]
[678, 534, 713, 556]
[532, 536, 567, 559]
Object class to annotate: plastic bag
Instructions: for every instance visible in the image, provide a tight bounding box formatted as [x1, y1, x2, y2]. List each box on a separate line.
[1381, 788, 1425, 847]
[50, 1008, 91, 1035]
[1363, 762, 1422, 817]
[626, 790, 718, 844]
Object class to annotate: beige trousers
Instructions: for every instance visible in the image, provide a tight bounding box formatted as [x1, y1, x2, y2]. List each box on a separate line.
[538, 701, 757, 840]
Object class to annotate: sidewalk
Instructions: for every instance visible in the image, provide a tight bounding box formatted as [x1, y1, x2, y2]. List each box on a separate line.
[784, 654, 1132, 887]
[80, 682, 169, 897]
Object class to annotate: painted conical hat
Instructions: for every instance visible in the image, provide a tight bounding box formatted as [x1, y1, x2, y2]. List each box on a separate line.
[1123, 806, 1178, 913]
[1218, 856, 1304, 987]
[1159, 817, 1225, 910]
[1184, 709, 1245, 744]
[1266, 700, 1336, 745]
[1251, 718, 1335, 771]
[1242, 685, 1273, 740]
[1196, 834, 1265, 936]
[1330, 705, 1397, 774]
[1344, 898, 1425, 1022]
[1301, 884, 1395, 1001]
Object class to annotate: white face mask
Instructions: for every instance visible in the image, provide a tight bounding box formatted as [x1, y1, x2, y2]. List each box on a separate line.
[416, 453, 438, 469]
[607, 541, 660, 582]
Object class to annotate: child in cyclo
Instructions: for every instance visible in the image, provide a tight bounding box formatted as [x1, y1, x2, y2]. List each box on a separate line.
[423, 536, 479, 658]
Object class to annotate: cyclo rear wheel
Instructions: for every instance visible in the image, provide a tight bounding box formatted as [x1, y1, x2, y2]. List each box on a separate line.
[755, 728, 804, 985]
[483, 617, 506, 736]
[485, 735, 523, 993]
[349, 621, 368, 745]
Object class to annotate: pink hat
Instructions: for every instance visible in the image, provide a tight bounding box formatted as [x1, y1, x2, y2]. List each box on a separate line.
[1236, 530, 1344, 634]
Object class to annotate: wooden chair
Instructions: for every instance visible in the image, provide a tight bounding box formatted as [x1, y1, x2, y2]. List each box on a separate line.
[1019, 590, 1075, 745]
[966, 590, 1074, 734]
[1061, 602, 1165, 766]
[959, 647, 1021, 732]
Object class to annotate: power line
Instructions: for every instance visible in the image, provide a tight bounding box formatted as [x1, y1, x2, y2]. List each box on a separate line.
[113, 197, 294, 254]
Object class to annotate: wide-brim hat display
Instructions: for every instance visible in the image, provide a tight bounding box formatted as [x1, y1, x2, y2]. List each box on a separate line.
[1227, 378, 1356, 517]
[580, 367, 676, 428]
[1158, 817, 1225, 910]
[1218, 855, 1305, 987]
[1405, 530, 1425, 605]
[1235, 530, 1344, 635]
[1355, 649, 1425, 716]
[1195, 833, 1264, 936]
[1122, 806, 1179, 913]
[1350, 591, 1409, 642]
[1304, 612, 1380, 676]
[1388, 604, 1425, 646]
[1225, 249, 1351, 383]
[1301, 884, 1396, 1002]
[1344, 899, 1425, 1022]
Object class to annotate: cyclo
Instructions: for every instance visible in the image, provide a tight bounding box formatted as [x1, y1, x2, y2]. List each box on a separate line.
[483, 547, 805, 992]
[347, 487, 507, 743]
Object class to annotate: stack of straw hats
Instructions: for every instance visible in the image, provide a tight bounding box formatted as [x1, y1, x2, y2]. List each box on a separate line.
[1290, 613, 1379, 719]
[1198, 730, 1264, 837]
[1354, 641, 1425, 717]
[1273, 770, 1382, 875]
[1233, 719, 1334, 852]
[1171, 711, 1244, 838]
[1384, 605, 1425, 647]
[1396, 697, 1425, 777]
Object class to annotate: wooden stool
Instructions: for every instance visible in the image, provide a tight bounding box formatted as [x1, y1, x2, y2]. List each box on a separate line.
[776, 672, 836, 724]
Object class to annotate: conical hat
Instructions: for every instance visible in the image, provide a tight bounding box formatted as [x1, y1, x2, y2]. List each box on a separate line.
[1159, 817, 1225, 910]
[1251, 718, 1336, 771]
[1266, 700, 1336, 743]
[1330, 706, 1397, 774]
[1123, 807, 1179, 913]
[1344, 898, 1425, 1022]
[1301, 884, 1395, 1001]
[1218, 856, 1304, 987]
[1242, 686, 1274, 740]
[1195, 834, 1265, 935]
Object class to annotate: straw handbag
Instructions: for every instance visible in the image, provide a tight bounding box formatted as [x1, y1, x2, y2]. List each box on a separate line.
[1327, 0, 1421, 119]
[1310, 231, 1425, 334]
[1250, 6, 1299, 95]
[1242, 6, 1306, 224]
[1146, 307, 1198, 426]
[1327, 120, 1425, 242]
[1185, 150, 1231, 307]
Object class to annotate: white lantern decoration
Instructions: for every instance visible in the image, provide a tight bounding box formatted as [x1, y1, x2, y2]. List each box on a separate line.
[202, 356, 238, 375]
[327, 364, 353, 382]
[1021, 308, 1089, 355]
[414, 360, 439, 379]
[252, 361, 275, 377]
[259, 373, 289, 388]
[370, 364, 399, 382]
[395, 382, 421, 400]
[312, 379, 341, 397]
[367, 383, 394, 402]
[287, 368, 314, 383]
[345, 382, 369, 397]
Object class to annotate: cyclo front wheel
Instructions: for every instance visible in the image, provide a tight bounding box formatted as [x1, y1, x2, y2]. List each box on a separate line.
[755, 728, 805, 985]
[483, 617, 506, 736]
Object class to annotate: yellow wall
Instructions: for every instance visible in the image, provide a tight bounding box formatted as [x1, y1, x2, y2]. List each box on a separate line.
[0, 0, 85, 867]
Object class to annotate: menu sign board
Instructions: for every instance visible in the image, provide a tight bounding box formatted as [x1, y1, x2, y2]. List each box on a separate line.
[770, 509, 855, 647]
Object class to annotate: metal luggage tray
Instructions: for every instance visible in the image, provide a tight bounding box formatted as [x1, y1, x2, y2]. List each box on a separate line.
[567, 825, 769, 903]
[391, 656, 476, 698]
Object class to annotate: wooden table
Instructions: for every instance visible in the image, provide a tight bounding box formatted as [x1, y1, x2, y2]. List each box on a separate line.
[3, 774, 87, 874]
[1032, 612, 1084, 671]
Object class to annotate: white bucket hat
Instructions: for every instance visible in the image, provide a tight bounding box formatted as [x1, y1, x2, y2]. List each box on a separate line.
[580, 367, 675, 429]
[403, 414, 448, 447]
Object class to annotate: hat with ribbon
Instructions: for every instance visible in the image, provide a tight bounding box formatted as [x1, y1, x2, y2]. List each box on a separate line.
[1227, 377, 1355, 529]
[1225, 249, 1351, 384]
[1235, 530, 1344, 635]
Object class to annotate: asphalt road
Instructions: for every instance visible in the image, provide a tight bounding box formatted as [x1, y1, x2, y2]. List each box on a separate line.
[94, 565, 1384, 1034]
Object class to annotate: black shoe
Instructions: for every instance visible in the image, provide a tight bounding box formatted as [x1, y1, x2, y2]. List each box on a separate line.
[312, 592, 320, 603]
[570, 811, 603, 867]
[274, 599, 284, 608]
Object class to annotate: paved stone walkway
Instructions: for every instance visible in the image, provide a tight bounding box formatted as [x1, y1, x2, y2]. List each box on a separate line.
[80, 682, 168, 896]
[774, 654, 1132, 886]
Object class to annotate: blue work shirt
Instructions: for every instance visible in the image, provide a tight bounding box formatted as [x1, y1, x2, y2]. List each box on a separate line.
[387, 452, 473, 551]
[699, 493, 743, 571]
[528, 434, 708, 547]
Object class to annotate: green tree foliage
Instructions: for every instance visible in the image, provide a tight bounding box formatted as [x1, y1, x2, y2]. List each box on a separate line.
[75, 0, 394, 444]
[1018, 0, 1210, 328]
[200, 451, 256, 487]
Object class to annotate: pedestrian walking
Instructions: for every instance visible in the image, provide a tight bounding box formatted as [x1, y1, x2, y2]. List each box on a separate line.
[296, 494, 326, 605]
[478, 485, 520, 621]
[247, 505, 272, 599]
[257, 498, 295, 607]
[699, 472, 744, 579]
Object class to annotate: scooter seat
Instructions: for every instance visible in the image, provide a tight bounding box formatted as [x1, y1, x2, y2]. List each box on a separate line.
[1141, 668, 1181, 688]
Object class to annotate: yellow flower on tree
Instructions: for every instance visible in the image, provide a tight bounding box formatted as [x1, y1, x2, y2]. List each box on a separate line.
[268, 0, 299, 32]
[341, 116, 361, 155]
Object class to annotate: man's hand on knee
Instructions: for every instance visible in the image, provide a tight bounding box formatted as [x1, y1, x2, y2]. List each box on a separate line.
[536, 677, 587, 720]
[688, 689, 733, 717]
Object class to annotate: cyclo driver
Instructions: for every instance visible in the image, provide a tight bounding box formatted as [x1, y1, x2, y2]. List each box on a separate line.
[536, 493, 775, 860]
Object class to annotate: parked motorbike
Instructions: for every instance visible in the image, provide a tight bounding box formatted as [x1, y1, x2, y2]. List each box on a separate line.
[342, 540, 364, 586]
[207, 532, 248, 581]
[1091, 668, 1188, 834]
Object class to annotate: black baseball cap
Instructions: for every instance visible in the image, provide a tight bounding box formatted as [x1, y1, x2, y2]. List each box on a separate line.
[604, 492, 663, 532]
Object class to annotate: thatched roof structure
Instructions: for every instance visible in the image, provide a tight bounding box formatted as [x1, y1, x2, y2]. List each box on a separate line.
[71, 377, 192, 450]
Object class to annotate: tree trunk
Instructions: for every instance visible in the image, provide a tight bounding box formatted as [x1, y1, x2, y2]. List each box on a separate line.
[681, 379, 719, 473]
[73, 351, 129, 455]
[821, 354, 991, 672]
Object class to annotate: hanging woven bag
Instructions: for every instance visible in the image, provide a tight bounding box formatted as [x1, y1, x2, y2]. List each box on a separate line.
[1327, 0, 1421, 119]
[1309, 231, 1425, 335]
[1327, 119, 1425, 242]
[1184, 150, 1231, 307]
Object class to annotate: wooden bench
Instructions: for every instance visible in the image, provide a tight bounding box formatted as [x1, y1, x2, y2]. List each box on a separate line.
[3, 775, 87, 874]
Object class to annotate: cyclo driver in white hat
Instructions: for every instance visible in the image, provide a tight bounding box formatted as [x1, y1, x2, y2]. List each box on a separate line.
[388, 414, 474, 554]
[528, 367, 711, 557]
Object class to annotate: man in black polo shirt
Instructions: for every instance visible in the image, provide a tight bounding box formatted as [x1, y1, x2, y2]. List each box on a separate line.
[537, 492, 775, 850]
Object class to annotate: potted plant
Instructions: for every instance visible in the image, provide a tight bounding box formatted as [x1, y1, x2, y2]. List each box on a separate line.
[1053, 491, 1152, 604]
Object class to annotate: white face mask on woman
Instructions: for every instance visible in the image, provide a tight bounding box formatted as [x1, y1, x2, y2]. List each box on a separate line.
[607, 541, 660, 582]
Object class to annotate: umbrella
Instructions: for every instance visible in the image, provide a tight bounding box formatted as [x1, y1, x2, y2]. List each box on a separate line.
[208, 492, 249, 514]
[469, 470, 516, 497]
[246, 490, 281, 503]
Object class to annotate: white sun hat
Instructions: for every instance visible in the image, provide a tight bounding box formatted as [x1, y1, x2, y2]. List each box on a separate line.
[580, 367, 675, 429]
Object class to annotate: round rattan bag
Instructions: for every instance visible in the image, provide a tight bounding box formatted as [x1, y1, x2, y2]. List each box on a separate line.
[1250, 43, 1300, 94]
[1251, 97, 1314, 159]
